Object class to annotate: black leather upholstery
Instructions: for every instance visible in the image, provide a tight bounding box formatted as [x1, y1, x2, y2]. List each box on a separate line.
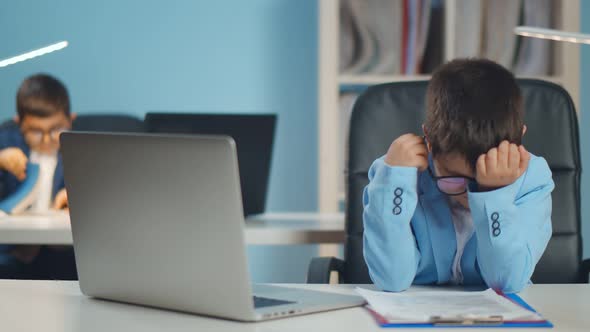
[309, 79, 588, 284]
[0, 114, 145, 134]
[72, 114, 144, 132]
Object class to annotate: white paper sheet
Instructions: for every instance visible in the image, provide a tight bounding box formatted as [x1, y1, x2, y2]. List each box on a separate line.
[355, 288, 543, 323]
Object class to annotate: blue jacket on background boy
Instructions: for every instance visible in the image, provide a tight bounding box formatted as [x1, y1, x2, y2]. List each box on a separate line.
[0, 124, 65, 200]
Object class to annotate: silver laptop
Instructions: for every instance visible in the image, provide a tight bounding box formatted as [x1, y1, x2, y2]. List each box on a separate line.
[61, 132, 364, 321]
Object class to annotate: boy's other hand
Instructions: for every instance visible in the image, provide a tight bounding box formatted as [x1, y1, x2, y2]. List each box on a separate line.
[385, 134, 428, 171]
[0, 147, 28, 181]
[476, 141, 530, 191]
[53, 188, 69, 210]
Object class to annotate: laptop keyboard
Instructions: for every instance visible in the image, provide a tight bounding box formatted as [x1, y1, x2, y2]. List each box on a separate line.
[253, 296, 296, 308]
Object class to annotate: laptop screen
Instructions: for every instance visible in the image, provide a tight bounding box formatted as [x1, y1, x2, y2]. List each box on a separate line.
[144, 113, 276, 217]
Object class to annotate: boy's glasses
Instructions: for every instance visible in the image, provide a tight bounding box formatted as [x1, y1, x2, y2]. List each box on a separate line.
[427, 166, 476, 196]
[23, 127, 68, 143]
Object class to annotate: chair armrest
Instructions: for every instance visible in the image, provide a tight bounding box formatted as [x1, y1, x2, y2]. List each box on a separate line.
[581, 259, 590, 283]
[307, 257, 344, 284]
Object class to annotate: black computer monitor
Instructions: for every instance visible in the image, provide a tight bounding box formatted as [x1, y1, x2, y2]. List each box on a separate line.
[144, 113, 276, 217]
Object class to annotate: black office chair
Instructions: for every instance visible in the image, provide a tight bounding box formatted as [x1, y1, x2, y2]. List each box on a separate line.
[308, 79, 590, 284]
[0, 114, 145, 133]
[72, 114, 144, 132]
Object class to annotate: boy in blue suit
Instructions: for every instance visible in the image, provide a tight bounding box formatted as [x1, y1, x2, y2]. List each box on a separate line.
[363, 59, 553, 293]
[0, 73, 76, 279]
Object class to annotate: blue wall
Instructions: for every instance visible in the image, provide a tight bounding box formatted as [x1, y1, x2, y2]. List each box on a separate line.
[581, 3, 590, 259]
[0, 0, 319, 282]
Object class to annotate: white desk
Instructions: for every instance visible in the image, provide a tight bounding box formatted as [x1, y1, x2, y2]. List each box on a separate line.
[0, 281, 588, 332]
[0, 212, 345, 245]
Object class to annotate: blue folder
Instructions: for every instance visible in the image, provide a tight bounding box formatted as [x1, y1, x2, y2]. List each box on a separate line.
[368, 292, 553, 328]
[0, 163, 41, 214]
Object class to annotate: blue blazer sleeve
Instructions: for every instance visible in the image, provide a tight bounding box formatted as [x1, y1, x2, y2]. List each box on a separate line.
[362, 157, 422, 291]
[467, 155, 554, 293]
[0, 124, 30, 200]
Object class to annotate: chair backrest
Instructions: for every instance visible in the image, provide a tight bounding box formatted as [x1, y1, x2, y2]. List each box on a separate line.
[343, 79, 582, 284]
[72, 114, 145, 132]
[0, 114, 145, 133]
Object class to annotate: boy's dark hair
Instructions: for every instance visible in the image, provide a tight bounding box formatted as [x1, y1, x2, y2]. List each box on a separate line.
[16, 73, 70, 119]
[425, 58, 523, 170]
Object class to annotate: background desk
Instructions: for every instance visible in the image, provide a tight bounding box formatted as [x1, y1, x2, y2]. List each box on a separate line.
[0, 212, 345, 245]
[0, 281, 588, 332]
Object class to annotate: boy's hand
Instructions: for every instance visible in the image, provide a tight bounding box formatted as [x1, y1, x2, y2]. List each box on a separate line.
[53, 188, 69, 210]
[0, 147, 28, 181]
[384, 134, 428, 171]
[476, 141, 530, 191]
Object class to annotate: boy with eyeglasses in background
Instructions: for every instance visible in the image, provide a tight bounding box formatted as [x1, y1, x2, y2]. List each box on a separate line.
[0, 73, 77, 279]
[363, 59, 554, 293]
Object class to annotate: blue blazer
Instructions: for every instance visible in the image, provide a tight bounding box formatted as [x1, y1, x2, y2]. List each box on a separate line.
[0, 123, 65, 200]
[362, 154, 554, 293]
